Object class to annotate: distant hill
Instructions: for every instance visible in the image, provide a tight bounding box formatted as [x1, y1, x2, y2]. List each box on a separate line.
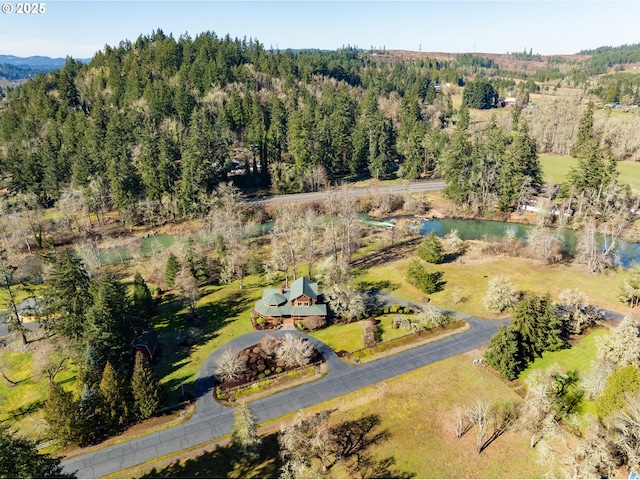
[0, 55, 92, 82]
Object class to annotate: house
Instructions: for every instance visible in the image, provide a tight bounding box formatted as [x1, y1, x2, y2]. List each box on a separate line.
[133, 329, 160, 362]
[254, 276, 327, 326]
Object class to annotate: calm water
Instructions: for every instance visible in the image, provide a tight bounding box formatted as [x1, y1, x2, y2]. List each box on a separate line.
[419, 217, 640, 269]
[97, 216, 640, 269]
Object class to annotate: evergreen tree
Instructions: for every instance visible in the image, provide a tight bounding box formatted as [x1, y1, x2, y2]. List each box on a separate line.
[417, 231, 445, 264]
[131, 351, 160, 420]
[99, 361, 130, 426]
[570, 101, 596, 159]
[80, 344, 102, 390]
[498, 122, 541, 211]
[43, 381, 80, 447]
[512, 294, 564, 363]
[405, 259, 445, 294]
[165, 253, 180, 288]
[86, 272, 136, 367]
[440, 122, 473, 204]
[231, 402, 261, 463]
[77, 384, 102, 445]
[42, 251, 92, 344]
[131, 271, 154, 319]
[0, 424, 67, 478]
[484, 326, 524, 380]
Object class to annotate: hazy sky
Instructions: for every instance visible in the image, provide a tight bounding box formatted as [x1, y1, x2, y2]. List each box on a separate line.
[1, 1, 639, 58]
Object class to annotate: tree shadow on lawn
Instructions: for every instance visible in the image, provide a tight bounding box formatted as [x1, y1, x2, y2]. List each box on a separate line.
[141, 414, 414, 479]
[142, 431, 282, 479]
[152, 290, 255, 404]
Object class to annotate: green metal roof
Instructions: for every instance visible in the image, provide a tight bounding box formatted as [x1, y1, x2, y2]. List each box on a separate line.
[289, 276, 318, 301]
[255, 278, 325, 318]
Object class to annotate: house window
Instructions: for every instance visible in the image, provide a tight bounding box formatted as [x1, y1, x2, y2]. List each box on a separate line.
[297, 301, 309, 307]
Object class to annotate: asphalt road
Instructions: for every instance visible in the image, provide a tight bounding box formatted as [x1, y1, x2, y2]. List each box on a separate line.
[61, 314, 505, 478]
[246, 179, 446, 205]
[0, 297, 40, 337]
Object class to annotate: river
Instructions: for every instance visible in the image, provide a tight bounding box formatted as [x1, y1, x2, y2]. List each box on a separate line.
[417, 217, 640, 269]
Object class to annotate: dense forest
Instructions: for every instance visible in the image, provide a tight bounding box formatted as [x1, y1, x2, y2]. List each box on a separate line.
[2, 30, 640, 222]
[0, 30, 463, 214]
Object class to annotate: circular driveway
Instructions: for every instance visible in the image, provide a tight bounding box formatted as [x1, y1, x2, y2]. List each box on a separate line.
[61, 316, 505, 478]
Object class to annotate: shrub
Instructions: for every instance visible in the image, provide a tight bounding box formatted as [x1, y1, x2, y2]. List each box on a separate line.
[406, 259, 445, 294]
[417, 231, 445, 264]
[302, 316, 327, 332]
[258, 373, 266, 379]
[275, 367, 283, 374]
[296, 321, 305, 331]
[390, 304, 400, 313]
[256, 317, 265, 325]
[264, 369, 271, 376]
[596, 365, 640, 419]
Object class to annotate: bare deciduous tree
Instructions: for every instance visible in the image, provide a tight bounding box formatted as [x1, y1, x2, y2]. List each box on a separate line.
[483, 275, 519, 314]
[276, 334, 314, 369]
[232, 402, 261, 463]
[215, 349, 246, 383]
[526, 226, 563, 265]
[597, 315, 640, 368]
[557, 288, 599, 334]
[324, 284, 366, 322]
[581, 359, 616, 400]
[519, 370, 556, 449]
[279, 410, 332, 478]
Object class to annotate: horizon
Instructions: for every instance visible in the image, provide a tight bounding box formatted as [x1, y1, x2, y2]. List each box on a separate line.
[1, 1, 639, 59]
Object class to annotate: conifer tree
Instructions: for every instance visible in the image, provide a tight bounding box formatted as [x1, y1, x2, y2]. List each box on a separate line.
[42, 250, 92, 344]
[498, 122, 540, 211]
[570, 101, 596, 159]
[131, 351, 160, 421]
[99, 361, 130, 426]
[131, 271, 154, 319]
[43, 381, 79, 446]
[165, 253, 180, 288]
[0, 424, 65, 478]
[417, 231, 445, 264]
[86, 272, 136, 367]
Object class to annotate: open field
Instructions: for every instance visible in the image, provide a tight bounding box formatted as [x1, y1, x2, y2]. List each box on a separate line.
[358, 248, 630, 318]
[136, 354, 550, 479]
[540, 153, 640, 192]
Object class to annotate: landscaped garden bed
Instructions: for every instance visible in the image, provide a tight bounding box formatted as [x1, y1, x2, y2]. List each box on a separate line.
[349, 320, 468, 362]
[214, 334, 325, 402]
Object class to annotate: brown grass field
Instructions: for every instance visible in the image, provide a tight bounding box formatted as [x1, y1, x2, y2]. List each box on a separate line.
[127, 353, 554, 479]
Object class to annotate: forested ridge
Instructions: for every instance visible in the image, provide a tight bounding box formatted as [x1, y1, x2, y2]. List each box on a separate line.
[0, 29, 464, 215]
[2, 29, 640, 221]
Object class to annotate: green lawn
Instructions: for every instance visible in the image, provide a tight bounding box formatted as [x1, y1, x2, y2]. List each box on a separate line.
[0, 350, 77, 439]
[152, 278, 263, 404]
[540, 153, 640, 192]
[359, 254, 628, 319]
[520, 328, 608, 382]
[519, 328, 610, 423]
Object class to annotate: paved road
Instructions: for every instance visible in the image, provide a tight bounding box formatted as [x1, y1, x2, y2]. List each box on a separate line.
[0, 297, 41, 337]
[61, 315, 504, 478]
[247, 179, 446, 205]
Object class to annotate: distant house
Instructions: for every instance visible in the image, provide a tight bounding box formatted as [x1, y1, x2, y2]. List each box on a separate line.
[501, 97, 517, 108]
[254, 276, 327, 326]
[133, 329, 160, 362]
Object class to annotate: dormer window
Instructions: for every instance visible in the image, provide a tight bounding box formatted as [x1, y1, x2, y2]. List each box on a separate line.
[297, 301, 309, 307]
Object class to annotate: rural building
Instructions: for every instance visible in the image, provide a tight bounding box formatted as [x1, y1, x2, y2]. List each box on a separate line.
[253, 276, 327, 326]
[133, 329, 160, 362]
